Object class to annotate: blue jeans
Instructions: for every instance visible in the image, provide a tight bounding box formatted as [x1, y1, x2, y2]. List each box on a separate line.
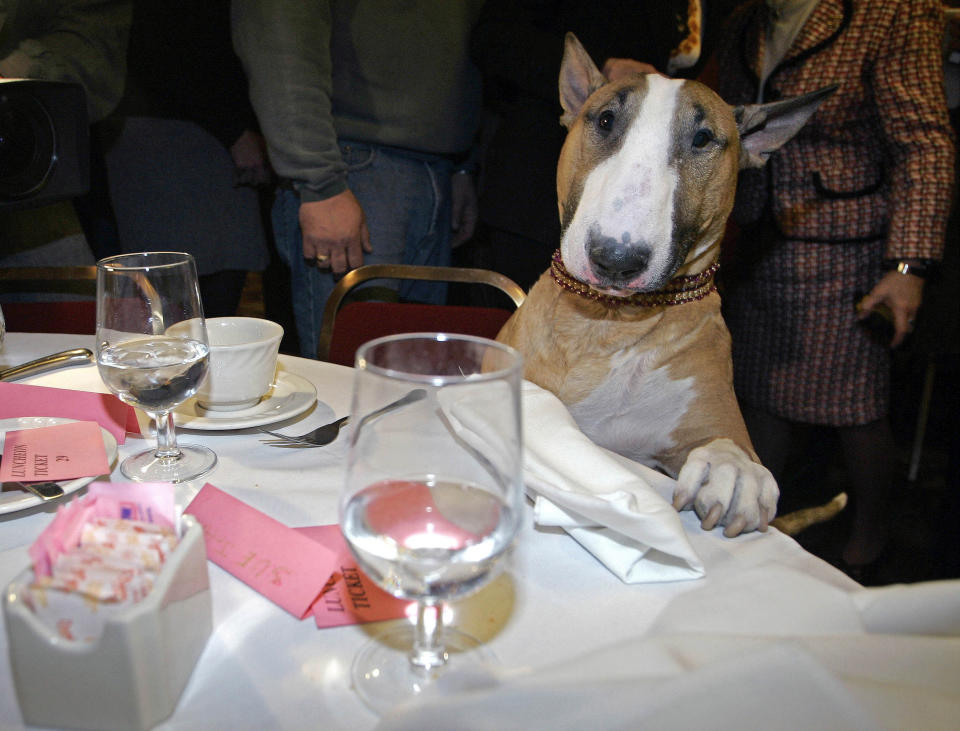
[273, 141, 453, 358]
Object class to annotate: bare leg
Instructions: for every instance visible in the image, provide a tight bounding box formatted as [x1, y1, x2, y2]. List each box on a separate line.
[836, 418, 894, 566]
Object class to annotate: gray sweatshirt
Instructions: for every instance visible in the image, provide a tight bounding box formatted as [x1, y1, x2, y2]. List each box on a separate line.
[232, 0, 484, 201]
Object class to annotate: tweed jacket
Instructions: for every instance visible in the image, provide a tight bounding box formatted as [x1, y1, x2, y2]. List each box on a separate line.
[715, 0, 954, 261]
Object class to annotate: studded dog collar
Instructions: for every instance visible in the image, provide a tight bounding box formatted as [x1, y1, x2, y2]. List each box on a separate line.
[550, 250, 719, 308]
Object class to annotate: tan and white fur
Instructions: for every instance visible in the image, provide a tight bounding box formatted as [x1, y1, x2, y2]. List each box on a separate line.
[498, 34, 833, 537]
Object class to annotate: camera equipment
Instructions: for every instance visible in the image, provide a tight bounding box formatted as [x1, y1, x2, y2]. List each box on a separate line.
[0, 79, 89, 211]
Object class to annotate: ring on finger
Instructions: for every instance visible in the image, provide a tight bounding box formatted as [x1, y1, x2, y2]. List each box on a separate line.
[315, 254, 330, 266]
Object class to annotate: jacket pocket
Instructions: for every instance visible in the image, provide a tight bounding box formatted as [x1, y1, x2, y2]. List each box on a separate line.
[811, 168, 885, 200]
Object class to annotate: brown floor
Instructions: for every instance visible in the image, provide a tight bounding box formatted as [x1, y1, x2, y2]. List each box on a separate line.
[787, 354, 959, 586]
[785, 429, 957, 586]
[237, 272, 266, 319]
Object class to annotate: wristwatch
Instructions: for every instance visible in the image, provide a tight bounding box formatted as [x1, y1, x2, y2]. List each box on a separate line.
[883, 260, 932, 280]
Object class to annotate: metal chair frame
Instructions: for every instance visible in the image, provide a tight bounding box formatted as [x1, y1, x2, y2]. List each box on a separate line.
[0, 266, 98, 296]
[316, 264, 526, 362]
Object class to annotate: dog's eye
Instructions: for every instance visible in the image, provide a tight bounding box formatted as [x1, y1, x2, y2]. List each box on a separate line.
[692, 128, 714, 149]
[597, 110, 616, 134]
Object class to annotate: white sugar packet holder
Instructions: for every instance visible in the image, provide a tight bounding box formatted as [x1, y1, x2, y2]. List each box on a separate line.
[4, 484, 212, 731]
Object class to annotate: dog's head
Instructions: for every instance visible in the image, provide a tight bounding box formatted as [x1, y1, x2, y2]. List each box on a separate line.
[556, 33, 833, 294]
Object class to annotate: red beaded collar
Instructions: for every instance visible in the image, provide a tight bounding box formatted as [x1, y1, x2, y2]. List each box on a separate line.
[550, 250, 719, 308]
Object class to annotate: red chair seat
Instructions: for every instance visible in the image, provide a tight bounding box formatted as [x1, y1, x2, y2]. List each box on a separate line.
[326, 301, 514, 367]
[1, 301, 97, 335]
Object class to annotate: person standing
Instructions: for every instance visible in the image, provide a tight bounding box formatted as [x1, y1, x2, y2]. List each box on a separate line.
[711, 0, 955, 577]
[94, 0, 271, 318]
[232, 0, 484, 358]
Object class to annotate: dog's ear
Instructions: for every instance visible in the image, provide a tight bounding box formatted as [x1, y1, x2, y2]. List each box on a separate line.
[559, 32, 607, 128]
[734, 85, 837, 169]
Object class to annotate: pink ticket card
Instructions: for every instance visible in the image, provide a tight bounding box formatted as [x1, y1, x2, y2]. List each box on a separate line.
[0, 381, 139, 443]
[185, 484, 337, 619]
[0, 421, 110, 482]
[296, 525, 411, 628]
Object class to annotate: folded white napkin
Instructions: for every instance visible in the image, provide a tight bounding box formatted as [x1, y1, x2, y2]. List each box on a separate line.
[520, 381, 704, 583]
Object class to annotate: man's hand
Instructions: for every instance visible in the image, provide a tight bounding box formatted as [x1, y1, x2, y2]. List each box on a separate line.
[602, 58, 661, 82]
[857, 269, 924, 347]
[299, 190, 372, 274]
[451, 171, 478, 247]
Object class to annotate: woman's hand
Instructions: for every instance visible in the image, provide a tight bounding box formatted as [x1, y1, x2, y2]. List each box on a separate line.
[601, 58, 661, 82]
[857, 269, 925, 347]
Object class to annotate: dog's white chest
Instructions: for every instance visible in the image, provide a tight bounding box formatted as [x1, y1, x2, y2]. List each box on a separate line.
[567, 348, 695, 469]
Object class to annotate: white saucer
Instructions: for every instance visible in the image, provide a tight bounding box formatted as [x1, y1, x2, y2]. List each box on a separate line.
[174, 371, 317, 430]
[0, 417, 119, 515]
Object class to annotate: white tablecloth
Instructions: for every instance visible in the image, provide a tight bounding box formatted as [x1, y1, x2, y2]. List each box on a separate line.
[1, 332, 958, 729]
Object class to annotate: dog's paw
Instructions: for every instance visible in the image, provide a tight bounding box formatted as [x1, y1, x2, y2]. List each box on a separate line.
[673, 438, 779, 537]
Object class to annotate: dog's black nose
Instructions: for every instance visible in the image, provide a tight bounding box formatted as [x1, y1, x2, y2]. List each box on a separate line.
[589, 237, 650, 281]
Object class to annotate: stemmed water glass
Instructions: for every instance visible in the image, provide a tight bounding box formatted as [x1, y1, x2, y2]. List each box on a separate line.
[340, 333, 524, 713]
[95, 252, 217, 483]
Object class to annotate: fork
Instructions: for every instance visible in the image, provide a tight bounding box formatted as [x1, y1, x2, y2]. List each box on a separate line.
[259, 388, 427, 447]
[259, 414, 350, 448]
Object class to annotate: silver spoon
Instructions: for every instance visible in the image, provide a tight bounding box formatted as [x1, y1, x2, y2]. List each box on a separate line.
[0, 348, 94, 381]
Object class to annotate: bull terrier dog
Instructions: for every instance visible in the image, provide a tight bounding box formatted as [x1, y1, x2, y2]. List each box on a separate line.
[497, 33, 834, 537]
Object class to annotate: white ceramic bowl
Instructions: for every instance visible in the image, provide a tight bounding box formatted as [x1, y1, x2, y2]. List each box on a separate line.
[197, 317, 283, 411]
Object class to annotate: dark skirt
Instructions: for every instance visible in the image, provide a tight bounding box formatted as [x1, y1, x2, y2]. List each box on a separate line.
[722, 230, 889, 426]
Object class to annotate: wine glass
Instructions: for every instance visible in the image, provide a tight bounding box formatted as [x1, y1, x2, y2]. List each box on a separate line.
[95, 252, 217, 483]
[340, 333, 524, 713]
